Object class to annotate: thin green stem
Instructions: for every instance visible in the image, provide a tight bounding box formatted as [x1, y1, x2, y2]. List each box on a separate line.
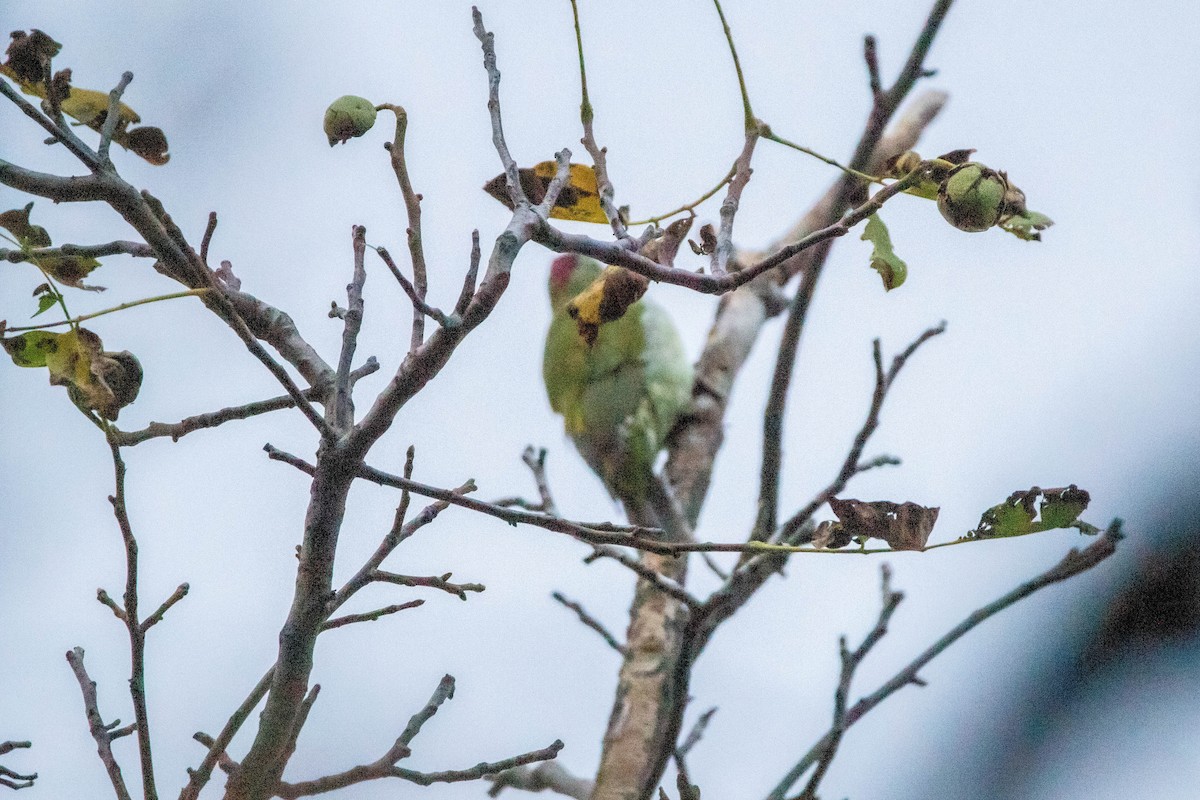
[626, 166, 735, 226]
[568, 0, 593, 125]
[763, 129, 881, 184]
[711, 0, 754, 130]
[4, 289, 209, 333]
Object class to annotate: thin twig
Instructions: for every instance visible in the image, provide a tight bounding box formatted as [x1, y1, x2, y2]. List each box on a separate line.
[375, 246, 457, 329]
[0, 240, 154, 264]
[399, 674, 456, 750]
[775, 322, 946, 544]
[140, 583, 189, 633]
[767, 522, 1123, 800]
[112, 359, 379, 447]
[371, 571, 485, 601]
[0, 78, 101, 169]
[379, 104, 431, 351]
[0, 741, 36, 791]
[568, 0, 631, 243]
[795, 565, 903, 800]
[488, 762, 593, 799]
[199, 212, 218, 265]
[3, 289, 209, 333]
[327, 447, 458, 615]
[533, 167, 926, 294]
[97, 72, 134, 166]
[105, 439, 158, 800]
[332, 225, 367, 431]
[552, 591, 626, 655]
[455, 230, 482, 315]
[584, 546, 701, 608]
[321, 600, 425, 631]
[492, 446, 558, 515]
[66, 648, 132, 800]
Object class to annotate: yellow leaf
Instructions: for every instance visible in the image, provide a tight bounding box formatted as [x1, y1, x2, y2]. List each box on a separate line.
[566, 266, 649, 345]
[483, 162, 607, 223]
[59, 86, 140, 127]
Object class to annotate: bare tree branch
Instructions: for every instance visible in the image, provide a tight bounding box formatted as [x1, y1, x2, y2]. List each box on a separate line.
[776, 322, 946, 544]
[331, 225, 367, 431]
[66, 648, 132, 800]
[795, 566, 903, 800]
[0, 240, 154, 263]
[321, 600, 425, 631]
[767, 521, 1123, 800]
[379, 103, 432, 351]
[371, 571, 485, 601]
[96, 71, 133, 166]
[493, 447, 559, 515]
[180, 668, 275, 800]
[104, 439, 159, 800]
[0, 741, 36, 791]
[552, 591, 627, 656]
[112, 360, 378, 447]
[488, 761, 593, 799]
[140, 583, 189, 633]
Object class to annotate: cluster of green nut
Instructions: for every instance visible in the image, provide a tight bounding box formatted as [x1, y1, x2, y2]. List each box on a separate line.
[936, 162, 1027, 233]
[323, 95, 377, 146]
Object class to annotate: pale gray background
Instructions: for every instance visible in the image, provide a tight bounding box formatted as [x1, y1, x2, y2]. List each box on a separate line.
[2, 1, 1198, 798]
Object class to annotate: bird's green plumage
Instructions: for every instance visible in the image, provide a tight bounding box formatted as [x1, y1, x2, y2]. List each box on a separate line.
[543, 255, 693, 503]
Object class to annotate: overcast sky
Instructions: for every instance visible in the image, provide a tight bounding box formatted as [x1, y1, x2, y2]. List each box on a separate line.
[2, 2, 1199, 798]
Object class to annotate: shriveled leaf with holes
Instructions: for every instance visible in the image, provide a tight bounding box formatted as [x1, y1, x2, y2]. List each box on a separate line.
[970, 485, 1091, 538]
[823, 498, 940, 551]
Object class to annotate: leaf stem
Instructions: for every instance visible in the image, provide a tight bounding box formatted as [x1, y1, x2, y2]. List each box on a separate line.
[4, 289, 210, 333]
[763, 129, 881, 184]
[711, 0, 755, 130]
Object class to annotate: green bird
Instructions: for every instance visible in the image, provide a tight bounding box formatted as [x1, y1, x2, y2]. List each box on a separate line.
[543, 254, 693, 507]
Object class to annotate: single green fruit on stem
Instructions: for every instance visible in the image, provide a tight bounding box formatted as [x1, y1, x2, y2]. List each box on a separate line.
[937, 162, 1008, 232]
[324, 95, 377, 146]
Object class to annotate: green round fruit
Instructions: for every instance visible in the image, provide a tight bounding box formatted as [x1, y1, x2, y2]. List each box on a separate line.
[324, 95, 377, 146]
[936, 163, 1008, 232]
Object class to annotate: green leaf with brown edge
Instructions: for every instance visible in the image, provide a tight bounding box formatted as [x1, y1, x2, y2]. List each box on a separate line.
[861, 214, 907, 291]
[3, 330, 59, 367]
[0, 203, 52, 247]
[2, 328, 142, 419]
[33, 253, 104, 291]
[970, 485, 1090, 538]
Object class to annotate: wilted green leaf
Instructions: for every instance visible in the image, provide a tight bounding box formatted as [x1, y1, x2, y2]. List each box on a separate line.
[2, 327, 142, 419]
[861, 214, 907, 291]
[3, 330, 59, 367]
[970, 485, 1091, 538]
[0, 203, 52, 247]
[999, 209, 1054, 241]
[33, 294, 57, 318]
[33, 253, 104, 290]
